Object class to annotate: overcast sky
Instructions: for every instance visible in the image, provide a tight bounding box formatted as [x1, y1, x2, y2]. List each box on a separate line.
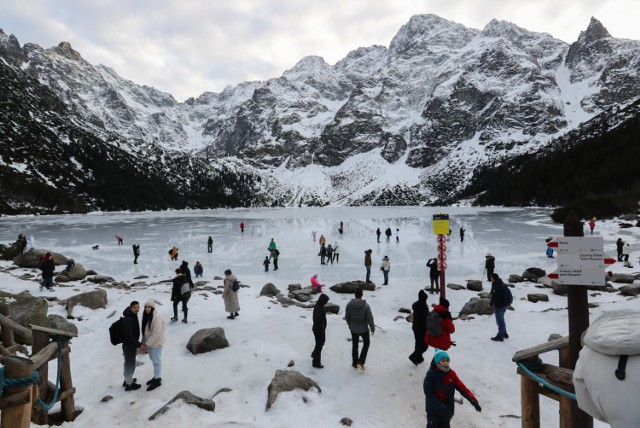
[1, 1, 638, 101]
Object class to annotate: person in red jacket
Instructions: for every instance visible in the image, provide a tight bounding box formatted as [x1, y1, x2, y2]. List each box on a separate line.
[423, 349, 481, 427]
[424, 298, 455, 351]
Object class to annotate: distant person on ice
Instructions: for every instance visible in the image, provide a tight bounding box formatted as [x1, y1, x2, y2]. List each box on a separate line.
[319, 234, 326, 246]
[364, 249, 373, 283]
[169, 247, 179, 261]
[240, 222, 245, 233]
[38, 252, 55, 292]
[132, 244, 140, 264]
[546, 245, 554, 258]
[311, 230, 317, 242]
[311, 293, 329, 369]
[616, 238, 625, 262]
[345, 288, 375, 370]
[426, 258, 439, 294]
[333, 242, 340, 263]
[268, 239, 277, 256]
[270, 248, 280, 270]
[339, 221, 344, 235]
[263, 256, 270, 272]
[115, 235, 124, 245]
[380, 255, 391, 285]
[376, 227, 381, 243]
[207, 236, 213, 253]
[326, 244, 334, 264]
[193, 261, 203, 278]
[484, 253, 495, 281]
[588, 218, 596, 235]
[395, 228, 400, 243]
[319, 243, 327, 265]
[459, 227, 465, 242]
[489, 273, 512, 341]
[423, 349, 481, 427]
[385, 227, 392, 242]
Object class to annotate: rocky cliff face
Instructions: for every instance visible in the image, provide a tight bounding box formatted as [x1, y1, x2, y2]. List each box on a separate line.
[1, 15, 639, 210]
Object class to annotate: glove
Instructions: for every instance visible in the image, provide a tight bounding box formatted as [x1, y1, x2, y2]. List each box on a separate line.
[470, 400, 482, 412]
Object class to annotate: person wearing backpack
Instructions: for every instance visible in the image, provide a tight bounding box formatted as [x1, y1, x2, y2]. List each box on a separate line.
[170, 269, 190, 323]
[223, 269, 240, 319]
[180, 260, 194, 288]
[39, 252, 55, 292]
[424, 298, 455, 351]
[121, 301, 146, 391]
[489, 273, 512, 341]
[141, 299, 165, 391]
[311, 293, 330, 369]
[409, 290, 429, 366]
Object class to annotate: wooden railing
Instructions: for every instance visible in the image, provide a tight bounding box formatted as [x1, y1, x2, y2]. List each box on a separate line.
[0, 304, 77, 427]
[512, 336, 574, 428]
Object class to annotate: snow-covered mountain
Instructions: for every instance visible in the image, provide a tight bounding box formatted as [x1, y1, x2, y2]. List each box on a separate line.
[1, 14, 640, 211]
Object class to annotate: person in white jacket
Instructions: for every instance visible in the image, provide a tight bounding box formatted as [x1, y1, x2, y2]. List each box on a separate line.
[380, 256, 391, 285]
[142, 298, 165, 391]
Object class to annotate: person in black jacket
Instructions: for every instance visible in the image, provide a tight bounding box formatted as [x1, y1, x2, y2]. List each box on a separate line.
[171, 269, 190, 323]
[180, 260, 194, 288]
[426, 258, 439, 294]
[409, 290, 429, 365]
[132, 244, 140, 264]
[485, 253, 495, 281]
[39, 252, 55, 291]
[121, 301, 146, 390]
[207, 236, 213, 253]
[489, 273, 509, 341]
[311, 293, 330, 368]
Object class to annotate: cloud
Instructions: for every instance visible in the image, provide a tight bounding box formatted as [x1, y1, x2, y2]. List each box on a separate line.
[1, 0, 638, 101]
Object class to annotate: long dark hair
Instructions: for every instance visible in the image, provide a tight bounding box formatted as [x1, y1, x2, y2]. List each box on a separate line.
[142, 308, 154, 333]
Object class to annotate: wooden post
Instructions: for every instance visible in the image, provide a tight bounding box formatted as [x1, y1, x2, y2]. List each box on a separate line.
[0, 305, 15, 349]
[558, 346, 572, 428]
[1, 356, 34, 428]
[59, 343, 75, 421]
[563, 212, 593, 428]
[521, 374, 540, 428]
[31, 330, 49, 425]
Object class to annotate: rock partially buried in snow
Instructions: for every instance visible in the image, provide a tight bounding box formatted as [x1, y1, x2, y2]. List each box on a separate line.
[148, 391, 215, 421]
[56, 264, 88, 282]
[466, 280, 483, 292]
[186, 328, 229, 355]
[87, 275, 114, 284]
[459, 297, 494, 316]
[619, 284, 640, 297]
[610, 273, 636, 284]
[260, 283, 281, 297]
[13, 249, 67, 268]
[509, 274, 523, 283]
[66, 289, 108, 317]
[329, 280, 375, 293]
[323, 302, 340, 314]
[447, 283, 465, 290]
[527, 293, 549, 303]
[266, 369, 321, 411]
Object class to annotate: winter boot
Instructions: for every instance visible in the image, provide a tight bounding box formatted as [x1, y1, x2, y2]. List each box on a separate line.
[146, 378, 161, 391]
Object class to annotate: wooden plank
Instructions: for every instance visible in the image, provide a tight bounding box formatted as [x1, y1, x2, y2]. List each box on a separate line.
[1, 356, 34, 428]
[57, 387, 76, 403]
[29, 325, 77, 338]
[29, 342, 58, 369]
[512, 336, 569, 362]
[0, 313, 31, 343]
[540, 364, 574, 388]
[521, 376, 540, 428]
[60, 346, 76, 421]
[0, 389, 30, 411]
[0, 304, 15, 348]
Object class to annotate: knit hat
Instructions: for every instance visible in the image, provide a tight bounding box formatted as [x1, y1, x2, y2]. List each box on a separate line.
[144, 299, 156, 309]
[439, 297, 450, 308]
[433, 349, 450, 364]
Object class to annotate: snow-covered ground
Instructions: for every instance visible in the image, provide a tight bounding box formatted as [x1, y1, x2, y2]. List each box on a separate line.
[0, 207, 635, 427]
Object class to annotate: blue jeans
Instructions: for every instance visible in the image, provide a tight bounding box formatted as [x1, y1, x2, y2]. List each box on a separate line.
[366, 267, 371, 282]
[42, 276, 54, 289]
[494, 306, 507, 336]
[123, 345, 137, 385]
[383, 270, 389, 284]
[148, 346, 163, 379]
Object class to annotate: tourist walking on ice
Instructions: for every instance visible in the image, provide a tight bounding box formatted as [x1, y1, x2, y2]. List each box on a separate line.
[311, 293, 329, 369]
[270, 248, 280, 270]
[263, 256, 270, 272]
[132, 244, 140, 264]
[395, 228, 400, 243]
[380, 255, 390, 285]
[116, 235, 124, 245]
[223, 269, 240, 319]
[345, 288, 375, 370]
[333, 242, 340, 263]
[311, 230, 317, 242]
[460, 227, 465, 242]
[141, 299, 165, 391]
[207, 236, 213, 253]
[409, 290, 429, 366]
[326, 244, 334, 264]
[385, 227, 392, 242]
[423, 350, 481, 427]
[170, 269, 190, 323]
[588, 218, 596, 235]
[319, 243, 327, 265]
[268, 238, 277, 255]
[617, 238, 624, 262]
[240, 222, 244, 233]
[376, 228, 381, 243]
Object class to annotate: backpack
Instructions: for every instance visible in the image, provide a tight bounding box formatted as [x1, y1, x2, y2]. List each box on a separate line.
[502, 284, 513, 306]
[232, 279, 240, 292]
[426, 312, 443, 337]
[109, 317, 124, 345]
[274, 249, 280, 256]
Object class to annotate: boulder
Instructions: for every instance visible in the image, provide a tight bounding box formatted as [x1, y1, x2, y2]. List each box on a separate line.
[329, 280, 376, 293]
[9, 294, 49, 345]
[260, 283, 281, 297]
[149, 391, 215, 421]
[66, 289, 108, 316]
[447, 283, 465, 291]
[509, 274, 524, 283]
[619, 284, 640, 297]
[527, 294, 550, 303]
[551, 281, 568, 296]
[466, 280, 483, 292]
[87, 275, 114, 284]
[324, 303, 340, 315]
[478, 292, 490, 299]
[459, 297, 494, 316]
[47, 315, 78, 336]
[13, 249, 68, 268]
[289, 287, 314, 302]
[266, 370, 321, 411]
[186, 328, 229, 355]
[610, 273, 636, 284]
[56, 264, 88, 282]
[522, 268, 546, 282]
[288, 284, 302, 292]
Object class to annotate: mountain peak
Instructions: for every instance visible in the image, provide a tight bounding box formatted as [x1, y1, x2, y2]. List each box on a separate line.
[53, 41, 83, 61]
[577, 17, 611, 44]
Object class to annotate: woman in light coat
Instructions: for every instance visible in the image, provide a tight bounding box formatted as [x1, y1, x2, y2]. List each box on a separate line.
[380, 256, 391, 285]
[142, 298, 165, 391]
[223, 269, 240, 319]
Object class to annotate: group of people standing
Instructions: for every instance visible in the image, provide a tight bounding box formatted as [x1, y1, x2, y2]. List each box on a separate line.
[375, 227, 399, 243]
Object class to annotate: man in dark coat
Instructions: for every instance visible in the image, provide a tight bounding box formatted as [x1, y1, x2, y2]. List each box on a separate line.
[207, 236, 213, 253]
[345, 289, 375, 369]
[489, 273, 510, 341]
[311, 293, 330, 368]
[426, 258, 440, 294]
[180, 260, 194, 288]
[171, 269, 190, 322]
[132, 244, 140, 264]
[364, 249, 373, 283]
[485, 253, 495, 281]
[616, 238, 624, 262]
[121, 301, 146, 390]
[376, 228, 381, 243]
[409, 290, 429, 365]
[385, 227, 392, 242]
[39, 252, 55, 291]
